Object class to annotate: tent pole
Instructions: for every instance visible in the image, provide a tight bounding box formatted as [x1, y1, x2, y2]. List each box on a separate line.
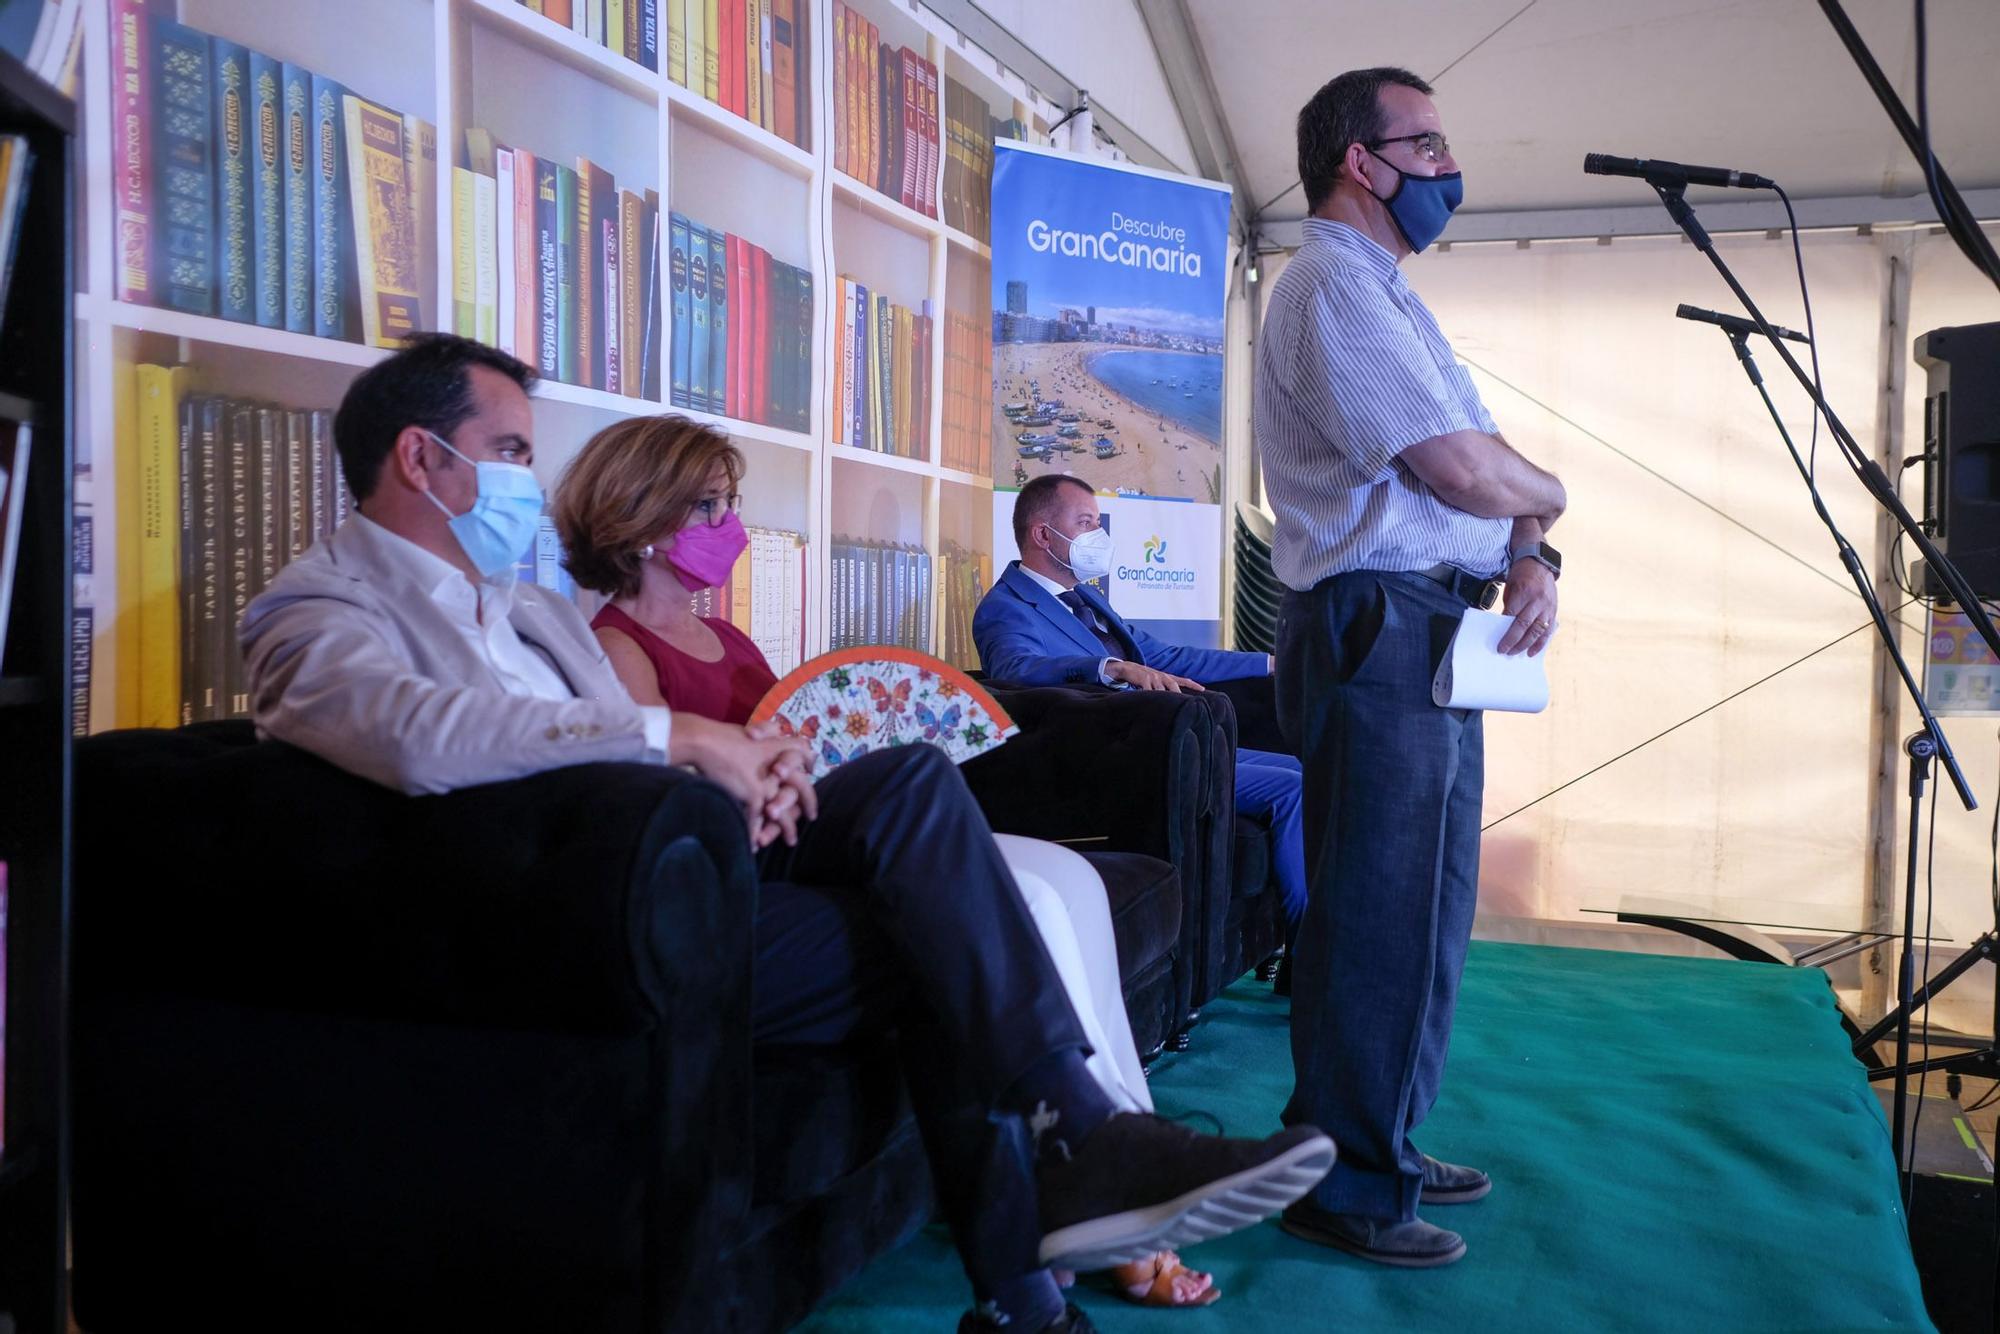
[1862, 233, 1916, 1024]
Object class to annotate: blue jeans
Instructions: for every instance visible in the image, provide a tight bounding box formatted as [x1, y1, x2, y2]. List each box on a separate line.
[1236, 749, 1307, 925]
[1274, 571, 1484, 1222]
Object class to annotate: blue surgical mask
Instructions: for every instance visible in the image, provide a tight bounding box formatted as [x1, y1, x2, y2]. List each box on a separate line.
[1366, 149, 1463, 254]
[419, 430, 544, 578]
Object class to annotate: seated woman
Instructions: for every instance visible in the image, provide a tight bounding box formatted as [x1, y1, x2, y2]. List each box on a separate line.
[553, 414, 1218, 1312]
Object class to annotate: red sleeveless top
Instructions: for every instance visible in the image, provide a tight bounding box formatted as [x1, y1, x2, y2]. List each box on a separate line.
[592, 603, 778, 726]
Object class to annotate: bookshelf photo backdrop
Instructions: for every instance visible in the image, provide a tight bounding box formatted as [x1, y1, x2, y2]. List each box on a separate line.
[75, 0, 1088, 733]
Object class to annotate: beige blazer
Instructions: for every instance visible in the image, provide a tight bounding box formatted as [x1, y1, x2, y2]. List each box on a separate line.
[240, 515, 651, 795]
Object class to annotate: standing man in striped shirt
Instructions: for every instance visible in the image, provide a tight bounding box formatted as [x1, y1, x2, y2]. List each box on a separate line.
[1254, 67, 1566, 1268]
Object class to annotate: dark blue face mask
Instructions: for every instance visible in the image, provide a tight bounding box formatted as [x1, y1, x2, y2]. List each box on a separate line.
[1365, 147, 1464, 254]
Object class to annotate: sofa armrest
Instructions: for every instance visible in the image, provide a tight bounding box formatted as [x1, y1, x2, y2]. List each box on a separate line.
[1205, 675, 1292, 756]
[963, 685, 1211, 854]
[75, 724, 758, 1035]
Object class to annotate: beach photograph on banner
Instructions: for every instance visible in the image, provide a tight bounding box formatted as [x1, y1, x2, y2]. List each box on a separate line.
[988, 141, 1232, 504]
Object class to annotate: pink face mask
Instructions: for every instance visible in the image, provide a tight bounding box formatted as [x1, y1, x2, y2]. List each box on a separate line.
[665, 511, 750, 591]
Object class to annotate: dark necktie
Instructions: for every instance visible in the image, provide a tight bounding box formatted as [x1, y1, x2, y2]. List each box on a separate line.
[1059, 588, 1123, 658]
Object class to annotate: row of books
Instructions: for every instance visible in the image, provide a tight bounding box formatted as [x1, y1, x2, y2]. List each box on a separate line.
[110, 3, 439, 347]
[119, 366, 347, 729]
[666, 213, 813, 430]
[942, 73, 1024, 244]
[664, 0, 812, 151]
[516, 1, 660, 70]
[936, 539, 990, 672]
[831, 278, 931, 459]
[831, 1, 941, 219]
[451, 129, 664, 399]
[940, 310, 994, 476]
[828, 537, 932, 653]
[688, 524, 809, 675]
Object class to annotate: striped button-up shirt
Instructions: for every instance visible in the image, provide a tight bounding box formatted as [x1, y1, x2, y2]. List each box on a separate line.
[1254, 218, 1510, 592]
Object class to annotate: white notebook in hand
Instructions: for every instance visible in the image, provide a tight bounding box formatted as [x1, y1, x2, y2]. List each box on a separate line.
[1431, 607, 1550, 713]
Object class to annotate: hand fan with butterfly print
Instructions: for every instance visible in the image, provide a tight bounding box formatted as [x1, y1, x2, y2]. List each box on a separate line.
[747, 647, 1018, 781]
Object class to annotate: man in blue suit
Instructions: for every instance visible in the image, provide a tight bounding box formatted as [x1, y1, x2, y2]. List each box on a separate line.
[975, 475, 1308, 928]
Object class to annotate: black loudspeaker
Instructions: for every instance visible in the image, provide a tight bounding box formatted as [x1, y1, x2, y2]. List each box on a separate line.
[1916, 321, 2000, 600]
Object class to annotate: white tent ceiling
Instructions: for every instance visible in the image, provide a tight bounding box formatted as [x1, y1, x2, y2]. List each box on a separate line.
[1182, 0, 2000, 224]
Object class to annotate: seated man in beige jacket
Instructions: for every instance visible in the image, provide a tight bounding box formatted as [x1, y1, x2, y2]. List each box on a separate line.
[238, 333, 1334, 1334]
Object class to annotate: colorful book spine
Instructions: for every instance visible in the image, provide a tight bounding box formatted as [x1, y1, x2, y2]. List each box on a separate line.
[495, 147, 517, 354]
[641, 190, 663, 401]
[111, 0, 152, 304]
[134, 364, 183, 727]
[212, 39, 253, 322]
[407, 114, 439, 340]
[792, 266, 812, 432]
[316, 409, 346, 530]
[743, 0, 761, 127]
[864, 25, 881, 194]
[706, 224, 727, 416]
[310, 72, 349, 340]
[641, 0, 660, 71]
[771, 0, 796, 145]
[450, 165, 476, 336]
[758, 0, 773, 132]
[534, 156, 560, 376]
[602, 205, 622, 394]
[223, 404, 254, 715]
[685, 0, 704, 92]
[555, 163, 580, 383]
[745, 241, 766, 424]
[344, 94, 421, 347]
[112, 362, 141, 726]
[849, 279, 867, 447]
[725, 233, 746, 419]
[512, 147, 537, 359]
[669, 212, 691, 406]
[281, 63, 311, 333]
[580, 159, 612, 388]
[249, 52, 283, 328]
[574, 159, 596, 386]
[173, 395, 198, 722]
[190, 396, 224, 722]
[897, 47, 918, 211]
[831, 1, 846, 175]
[668, 0, 687, 85]
[687, 220, 710, 411]
[252, 407, 282, 597]
[284, 410, 311, 559]
[619, 189, 641, 397]
[703, 0, 721, 101]
[298, 408, 327, 543]
[474, 170, 498, 346]
[151, 18, 214, 316]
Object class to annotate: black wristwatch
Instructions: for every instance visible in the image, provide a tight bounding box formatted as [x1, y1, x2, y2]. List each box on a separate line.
[1508, 541, 1562, 580]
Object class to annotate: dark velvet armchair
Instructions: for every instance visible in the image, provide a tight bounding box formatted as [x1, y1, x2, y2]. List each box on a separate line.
[69, 718, 1189, 1332]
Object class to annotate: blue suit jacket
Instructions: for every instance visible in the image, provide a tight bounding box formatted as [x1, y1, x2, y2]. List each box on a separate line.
[972, 561, 1269, 687]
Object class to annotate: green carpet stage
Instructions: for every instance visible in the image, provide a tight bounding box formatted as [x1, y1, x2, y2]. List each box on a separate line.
[798, 942, 1934, 1333]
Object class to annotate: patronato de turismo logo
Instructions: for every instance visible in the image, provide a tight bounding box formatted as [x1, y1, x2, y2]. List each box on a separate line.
[1120, 535, 1195, 587]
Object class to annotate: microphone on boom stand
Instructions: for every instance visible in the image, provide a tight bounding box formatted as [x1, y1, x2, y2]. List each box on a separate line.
[1675, 303, 1812, 345]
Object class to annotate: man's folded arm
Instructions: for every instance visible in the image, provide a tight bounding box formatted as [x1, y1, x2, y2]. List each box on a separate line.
[1398, 429, 1565, 527]
[243, 593, 653, 796]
